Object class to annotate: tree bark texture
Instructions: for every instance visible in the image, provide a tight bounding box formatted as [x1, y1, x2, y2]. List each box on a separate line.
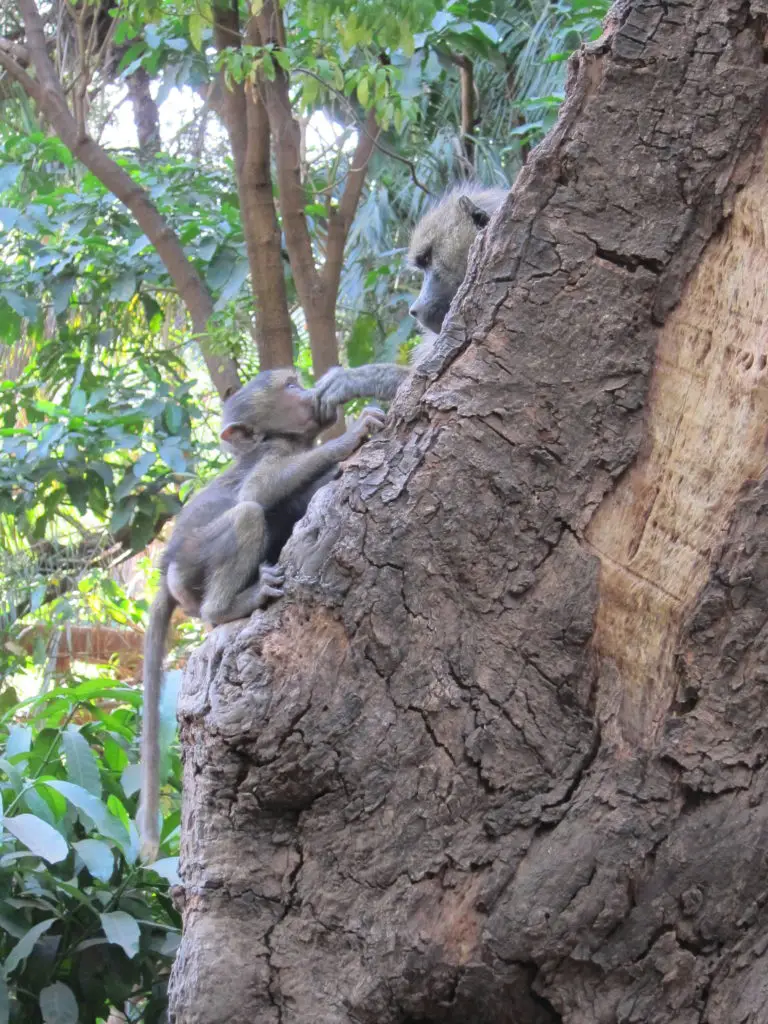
[170, 2, 768, 1022]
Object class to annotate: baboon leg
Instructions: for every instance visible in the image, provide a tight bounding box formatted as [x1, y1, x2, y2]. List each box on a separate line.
[199, 502, 267, 623]
[206, 565, 285, 625]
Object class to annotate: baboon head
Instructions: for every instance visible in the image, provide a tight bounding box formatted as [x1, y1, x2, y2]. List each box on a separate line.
[220, 369, 322, 454]
[407, 186, 507, 335]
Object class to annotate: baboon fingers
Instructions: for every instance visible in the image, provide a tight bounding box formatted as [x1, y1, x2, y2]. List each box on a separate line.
[356, 408, 387, 438]
[312, 367, 354, 420]
[259, 564, 284, 586]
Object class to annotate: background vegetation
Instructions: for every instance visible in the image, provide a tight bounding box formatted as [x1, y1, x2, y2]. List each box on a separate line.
[0, 0, 608, 1019]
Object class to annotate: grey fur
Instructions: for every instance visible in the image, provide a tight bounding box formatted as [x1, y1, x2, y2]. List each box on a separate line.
[138, 369, 385, 859]
[314, 184, 507, 418]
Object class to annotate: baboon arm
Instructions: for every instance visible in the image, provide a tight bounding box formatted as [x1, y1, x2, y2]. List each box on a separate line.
[239, 441, 353, 508]
[314, 364, 409, 418]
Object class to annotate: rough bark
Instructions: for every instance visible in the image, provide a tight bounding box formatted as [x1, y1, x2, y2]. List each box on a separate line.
[170, 2, 768, 1023]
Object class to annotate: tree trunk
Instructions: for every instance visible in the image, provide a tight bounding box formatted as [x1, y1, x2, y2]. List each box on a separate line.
[126, 66, 161, 161]
[169, 2, 768, 1022]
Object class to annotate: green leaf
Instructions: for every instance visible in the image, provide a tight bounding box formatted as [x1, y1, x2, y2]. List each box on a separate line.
[73, 839, 114, 883]
[22, 787, 55, 826]
[356, 76, 370, 106]
[163, 402, 183, 433]
[3, 918, 55, 976]
[107, 794, 131, 834]
[303, 75, 319, 107]
[0, 164, 22, 192]
[0, 209, 20, 231]
[144, 23, 162, 48]
[158, 439, 186, 472]
[207, 248, 236, 290]
[0, 759, 23, 794]
[39, 981, 78, 1024]
[133, 451, 157, 478]
[189, 11, 207, 50]
[110, 496, 137, 534]
[140, 293, 162, 327]
[0, 302, 20, 344]
[50, 276, 76, 315]
[147, 856, 180, 885]
[6, 725, 31, 759]
[213, 258, 250, 310]
[1, 290, 37, 320]
[3, 814, 68, 863]
[41, 780, 129, 849]
[120, 763, 141, 797]
[62, 726, 102, 796]
[102, 735, 128, 772]
[100, 910, 140, 959]
[109, 271, 137, 302]
[69, 388, 86, 416]
[117, 40, 146, 72]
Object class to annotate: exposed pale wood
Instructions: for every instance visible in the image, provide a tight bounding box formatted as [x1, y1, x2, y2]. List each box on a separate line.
[588, 139, 768, 743]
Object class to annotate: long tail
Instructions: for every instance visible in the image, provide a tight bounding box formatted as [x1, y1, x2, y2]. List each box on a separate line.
[138, 578, 176, 862]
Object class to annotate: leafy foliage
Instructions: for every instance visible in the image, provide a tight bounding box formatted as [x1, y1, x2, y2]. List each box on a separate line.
[0, 677, 180, 1023]
[0, 131, 255, 356]
[0, 353, 203, 547]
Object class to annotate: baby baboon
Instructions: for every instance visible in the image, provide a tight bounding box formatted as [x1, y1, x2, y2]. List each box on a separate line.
[138, 369, 385, 858]
[313, 184, 507, 419]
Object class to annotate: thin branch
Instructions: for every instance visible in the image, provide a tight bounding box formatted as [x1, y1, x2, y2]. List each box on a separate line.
[451, 54, 475, 168]
[323, 106, 379, 294]
[296, 68, 433, 196]
[255, 4, 321, 304]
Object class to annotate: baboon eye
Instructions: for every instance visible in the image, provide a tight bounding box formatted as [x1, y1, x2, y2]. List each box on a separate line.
[415, 248, 432, 271]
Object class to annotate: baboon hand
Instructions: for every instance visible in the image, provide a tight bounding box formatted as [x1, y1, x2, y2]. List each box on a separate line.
[350, 406, 386, 447]
[313, 367, 355, 423]
[332, 406, 386, 461]
[255, 564, 285, 606]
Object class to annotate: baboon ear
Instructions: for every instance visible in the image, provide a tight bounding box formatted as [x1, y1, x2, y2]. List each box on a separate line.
[222, 383, 241, 401]
[220, 423, 249, 443]
[458, 195, 491, 229]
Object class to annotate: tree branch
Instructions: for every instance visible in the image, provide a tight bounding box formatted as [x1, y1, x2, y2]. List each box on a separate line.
[0, 39, 42, 101]
[457, 56, 475, 168]
[296, 68, 433, 196]
[14, 0, 240, 399]
[322, 107, 380, 297]
[212, 1, 294, 368]
[254, 2, 335, 371]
